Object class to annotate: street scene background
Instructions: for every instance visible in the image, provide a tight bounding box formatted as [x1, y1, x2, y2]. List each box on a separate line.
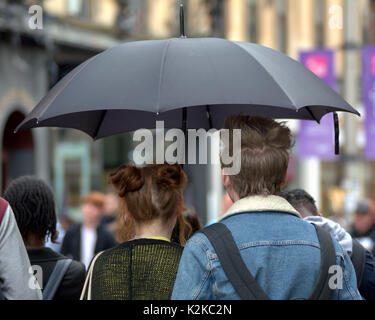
[0, 0, 374, 235]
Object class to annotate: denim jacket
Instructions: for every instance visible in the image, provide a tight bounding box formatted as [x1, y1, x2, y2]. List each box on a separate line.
[172, 195, 362, 300]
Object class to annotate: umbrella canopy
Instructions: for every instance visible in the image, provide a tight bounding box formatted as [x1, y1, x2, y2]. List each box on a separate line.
[16, 37, 359, 140]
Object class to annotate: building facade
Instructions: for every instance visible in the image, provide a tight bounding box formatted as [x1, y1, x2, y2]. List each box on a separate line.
[1, 0, 374, 224]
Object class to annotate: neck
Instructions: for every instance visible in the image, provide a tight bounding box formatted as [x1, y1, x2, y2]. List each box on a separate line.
[82, 220, 99, 230]
[227, 188, 240, 203]
[133, 218, 176, 240]
[25, 234, 45, 249]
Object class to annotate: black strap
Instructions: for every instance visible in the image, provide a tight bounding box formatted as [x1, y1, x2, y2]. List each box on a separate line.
[308, 225, 336, 300]
[200, 223, 270, 300]
[43, 259, 72, 300]
[351, 240, 366, 288]
[200, 223, 336, 300]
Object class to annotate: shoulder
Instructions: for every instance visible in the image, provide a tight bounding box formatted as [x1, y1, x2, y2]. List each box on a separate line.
[0, 197, 8, 225]
[97, 225, 116, 240]
[0, 197, 8, 211]
[57, 257, 86, 284]
[66, 260, 86, 279]
[54, 259, 86, 300]
[65, 224, 81, 235]
[94, 242, 128, 264]
[52, 251, 86, 277]
[184, 231, 212, 255]
[307, 223, 347, 259]
[98, 240, 183, 260]
[112, 239, 183, 250]
[326, 230, 347, 259]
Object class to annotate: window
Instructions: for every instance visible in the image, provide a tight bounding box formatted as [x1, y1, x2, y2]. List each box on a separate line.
[67, 0, 91, 20]
[315, 0, 324, 48]
[249, 0, 257, 43]
[276, 0, 286, 53]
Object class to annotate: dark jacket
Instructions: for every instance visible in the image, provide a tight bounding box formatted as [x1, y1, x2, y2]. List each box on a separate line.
[360, 250, 375, 300]
[27, 247, 86, 300]
[61, 224, 117, 263]
[351, 225, 375, 257]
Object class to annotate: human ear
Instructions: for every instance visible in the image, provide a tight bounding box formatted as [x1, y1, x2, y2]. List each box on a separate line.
[222, 170, 231, 189]
[281, 174, 288, 188]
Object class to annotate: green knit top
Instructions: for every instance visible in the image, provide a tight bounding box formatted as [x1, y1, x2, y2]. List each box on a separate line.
[90, 238, 183, 300]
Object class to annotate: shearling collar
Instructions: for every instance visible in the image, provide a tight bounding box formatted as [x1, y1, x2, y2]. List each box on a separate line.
[220, 195, 302, 221]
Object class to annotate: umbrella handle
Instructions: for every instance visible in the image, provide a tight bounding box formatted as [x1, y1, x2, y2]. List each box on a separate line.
[333, 112, 340, 155]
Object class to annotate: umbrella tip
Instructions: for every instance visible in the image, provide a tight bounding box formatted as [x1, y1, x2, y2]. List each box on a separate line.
[179, 2, 186, 38]
[14, 123, 22, 133]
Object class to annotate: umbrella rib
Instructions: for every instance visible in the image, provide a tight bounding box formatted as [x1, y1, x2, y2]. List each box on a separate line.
[37, 57, 95, 121]
[156, 39, 172, 114]
[93, 110, 107, 139]
[206, 105, 213, 129]
[305, 106, 320, 123]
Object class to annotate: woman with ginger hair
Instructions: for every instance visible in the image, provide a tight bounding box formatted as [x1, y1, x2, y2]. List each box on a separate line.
[81, 163, 190, 300]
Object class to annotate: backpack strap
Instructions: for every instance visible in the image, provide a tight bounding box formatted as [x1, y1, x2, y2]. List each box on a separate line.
[307, 224, 336, 300]
[351, 239, 366, 288]
[43, 259, 72, 300]
[80, 251, 104, 300]
[200, 223, 270, 300]
[0, 197, 9, 225]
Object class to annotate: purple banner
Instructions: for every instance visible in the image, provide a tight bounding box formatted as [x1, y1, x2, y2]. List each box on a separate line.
[298, 49, 337, 160]
[363, 46, 375, 160]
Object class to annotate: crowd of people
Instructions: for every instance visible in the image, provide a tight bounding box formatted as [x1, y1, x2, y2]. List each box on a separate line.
[0, 115, 374, 300]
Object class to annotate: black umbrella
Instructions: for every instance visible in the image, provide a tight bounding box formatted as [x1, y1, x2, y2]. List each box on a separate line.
[16, 5, 359, 154]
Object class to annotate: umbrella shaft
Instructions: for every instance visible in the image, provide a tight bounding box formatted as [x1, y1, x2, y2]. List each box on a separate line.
[179, 4, 186, 38]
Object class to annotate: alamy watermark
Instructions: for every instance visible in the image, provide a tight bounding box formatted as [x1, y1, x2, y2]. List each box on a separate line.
[328, 5, 343, 30]
[28, 265, 43, 290]
[27, 263, 344, 292]
[328, 265, 343, 290]
[132, 121, 241, 175]
[28, 5, 43, 30]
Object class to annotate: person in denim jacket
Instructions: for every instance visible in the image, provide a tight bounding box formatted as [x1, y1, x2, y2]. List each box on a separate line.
[172, 115, 361, 300]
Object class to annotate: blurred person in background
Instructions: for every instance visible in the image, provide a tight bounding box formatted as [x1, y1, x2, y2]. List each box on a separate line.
[351, 200, 375, 256]
[81, 164, 189, 300]
[4, 176, 85, 300]
[100, 190, 119, 230]
[280, 190, 352, 254]
[171, 206, 200, 244]
[61, 191, 117, 269]
[280, 189, 320, 219]
[281, 189, 375, 300]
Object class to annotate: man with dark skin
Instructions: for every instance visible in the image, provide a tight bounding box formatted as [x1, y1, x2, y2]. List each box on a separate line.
[4, 176, 86, 300]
